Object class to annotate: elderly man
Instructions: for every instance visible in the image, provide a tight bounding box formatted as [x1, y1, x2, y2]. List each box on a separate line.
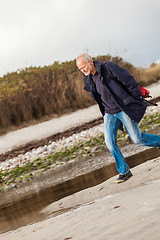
[76, 53, 160, 183]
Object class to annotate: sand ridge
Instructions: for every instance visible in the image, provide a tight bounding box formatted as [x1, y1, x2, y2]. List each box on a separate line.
[0, 157, 160, 240]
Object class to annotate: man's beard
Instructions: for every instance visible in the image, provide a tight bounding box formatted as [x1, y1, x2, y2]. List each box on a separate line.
[84, 64, 93, 76]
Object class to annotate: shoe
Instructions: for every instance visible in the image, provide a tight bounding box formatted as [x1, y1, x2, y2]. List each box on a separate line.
[115, 170, 133, 184]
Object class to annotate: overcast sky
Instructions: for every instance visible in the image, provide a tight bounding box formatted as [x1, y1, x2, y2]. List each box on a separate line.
[0, 0, 160, 77]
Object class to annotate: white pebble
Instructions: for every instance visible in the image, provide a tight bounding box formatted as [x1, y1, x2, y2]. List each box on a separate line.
[1, 103, 159, 171]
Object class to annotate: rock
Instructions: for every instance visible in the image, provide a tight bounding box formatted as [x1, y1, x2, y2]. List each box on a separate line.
[0, 104, 159, 172]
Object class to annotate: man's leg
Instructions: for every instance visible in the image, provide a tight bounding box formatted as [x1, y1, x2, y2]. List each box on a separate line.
[116, 111, 160, 148]
[104, 113, 130, 174]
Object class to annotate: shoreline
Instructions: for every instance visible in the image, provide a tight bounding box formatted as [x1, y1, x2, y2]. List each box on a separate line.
[0, 140, 160, 234]
[0, 156, 160, 239]
[0, 80, 159, 236]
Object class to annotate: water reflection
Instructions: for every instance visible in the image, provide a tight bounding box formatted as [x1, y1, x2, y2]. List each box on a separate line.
[0, 147, 159, 234]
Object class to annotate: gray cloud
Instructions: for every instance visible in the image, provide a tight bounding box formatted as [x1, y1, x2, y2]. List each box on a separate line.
[0, 0, 160, 76]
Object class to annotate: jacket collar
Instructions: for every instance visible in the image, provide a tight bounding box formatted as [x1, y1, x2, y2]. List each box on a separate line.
[93, 61, 102, 74]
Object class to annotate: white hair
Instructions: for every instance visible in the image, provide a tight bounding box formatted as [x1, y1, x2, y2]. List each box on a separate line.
[76, 53, 92, 63]
[83, 53, 92, 63]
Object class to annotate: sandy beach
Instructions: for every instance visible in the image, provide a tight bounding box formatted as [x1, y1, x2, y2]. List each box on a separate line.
[0, 81, 159, 239]
[0, 156, 160, 240]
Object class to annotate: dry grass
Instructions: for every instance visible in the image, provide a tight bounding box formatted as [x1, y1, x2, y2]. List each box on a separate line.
[0, 55, 159, 134]
[134, 64, 160, 86]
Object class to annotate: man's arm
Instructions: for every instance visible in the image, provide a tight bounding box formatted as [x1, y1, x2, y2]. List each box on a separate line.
[104, 62, 142, 98]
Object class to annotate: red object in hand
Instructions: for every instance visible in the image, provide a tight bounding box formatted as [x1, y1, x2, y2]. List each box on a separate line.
[139, 86, 150, 98]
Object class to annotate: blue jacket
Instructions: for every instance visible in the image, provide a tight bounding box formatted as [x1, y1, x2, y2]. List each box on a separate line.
[83, 61, 147, 123]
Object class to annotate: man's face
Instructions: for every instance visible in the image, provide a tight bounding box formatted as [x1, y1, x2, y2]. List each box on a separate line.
[76, 58, 94, 76]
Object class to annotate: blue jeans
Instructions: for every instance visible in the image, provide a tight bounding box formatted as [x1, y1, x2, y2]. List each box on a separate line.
[104, 111, 160, 174]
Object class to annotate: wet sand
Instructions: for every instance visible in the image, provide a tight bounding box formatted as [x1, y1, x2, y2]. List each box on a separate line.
[0, 81, 159, 239]
[0, 157, 160, 240]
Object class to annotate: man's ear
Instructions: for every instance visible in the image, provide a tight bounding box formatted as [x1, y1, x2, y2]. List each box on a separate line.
[89, 59, 93, 66]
